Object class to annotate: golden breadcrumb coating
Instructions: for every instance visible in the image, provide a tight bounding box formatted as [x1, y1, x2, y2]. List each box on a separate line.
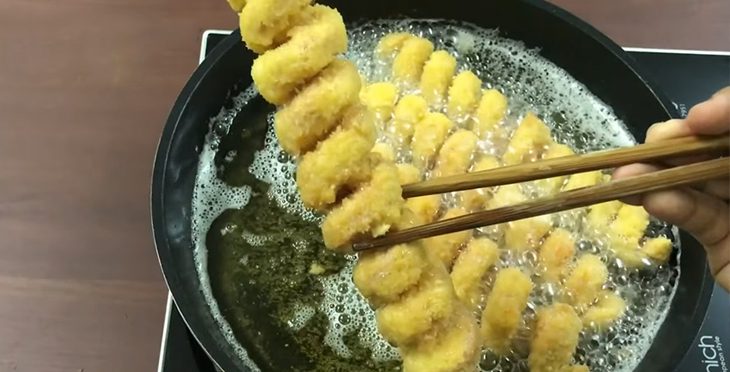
[396, 163, 422, 185]
[404, 195, 442, 226]
[481, 267, 533, 354]
[322, 160, 403, 250]
[392, 37, 434, 83]
[536, 142, 574, 195]
[401, 306, 481, 372]
[251, 5, 347, 104]
[296, 105, 375, 209]
[528, 303, 582, 372]
[585, 200, 622, 234]
[239, 0, 311, 53]
[473, 88, 508, 138]
[376, 261, 456, 345]
[459, 156, 500, 211]
[376, 32, 414, 58]
[360, 82, 398, 121]
[564, 170, 602, 191]
[354, 244, 428, 305]
[564, 254, 608, 309]
[451, 238, 500, 308]
[422, 207, 473, 267]
[420, 51, 457, 106]
[274, 59, 361, 154]
[643, 236, 673, 263]
[582, 291, 626, 330]
[609, 204, 651, 267]
[538, 228, 576, 283]
[412, 112, 455, 170]
[490, 183, 553, 251]
[447, 71, 482, 121]
[504, 216, 553, 253]
[433, 129, 479, 178]
[392, 95, 429, 144]
[489, 184, 526, 208]
[502, 112, 552, 165]
[371, 142, 396, 163]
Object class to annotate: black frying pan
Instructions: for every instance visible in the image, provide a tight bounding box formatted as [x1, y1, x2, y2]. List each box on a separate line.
[152, 0, 714, 371]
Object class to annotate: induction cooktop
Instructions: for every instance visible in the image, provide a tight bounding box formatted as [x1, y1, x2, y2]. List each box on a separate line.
[156, 29, 730, 372]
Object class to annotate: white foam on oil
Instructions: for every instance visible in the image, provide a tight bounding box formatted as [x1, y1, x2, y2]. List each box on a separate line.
[191, 19, 678, 372]
[190, 85, 261, 372]
[317, 257, 400, 361]
[286, 301, 316, 331]
[249, 118, 322, 222]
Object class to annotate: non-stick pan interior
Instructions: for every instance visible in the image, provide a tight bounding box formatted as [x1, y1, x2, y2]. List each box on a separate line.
[152, 1, 714, 371]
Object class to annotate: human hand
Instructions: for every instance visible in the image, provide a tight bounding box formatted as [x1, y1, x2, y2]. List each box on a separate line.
[613, 87, 730, 291]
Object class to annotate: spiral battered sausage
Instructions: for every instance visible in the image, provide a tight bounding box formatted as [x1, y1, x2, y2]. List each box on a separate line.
[361, 31, 666, 371]
[360, 82, 398, 122]
[581, 291, 626, 330]
[432, 129, 479, 178]
[227, 0, 672, 364]
[237, 0, 406, 253]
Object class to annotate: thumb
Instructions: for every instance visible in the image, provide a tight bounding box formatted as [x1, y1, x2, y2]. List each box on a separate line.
[685, 86, 730, 135]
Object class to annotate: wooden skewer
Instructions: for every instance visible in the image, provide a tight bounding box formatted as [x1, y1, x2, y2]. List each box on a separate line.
[402, 135, 729, 198]
[352, 157, 730, 251]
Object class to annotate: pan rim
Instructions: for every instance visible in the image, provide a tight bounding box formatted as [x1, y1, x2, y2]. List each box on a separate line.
[151, 29, 244, 372]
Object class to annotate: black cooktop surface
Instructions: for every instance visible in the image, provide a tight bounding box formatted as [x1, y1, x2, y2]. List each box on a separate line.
[158, 31, 730, 372]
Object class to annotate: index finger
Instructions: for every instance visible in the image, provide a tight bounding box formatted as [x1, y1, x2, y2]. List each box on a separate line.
[685, 86, 730, 135]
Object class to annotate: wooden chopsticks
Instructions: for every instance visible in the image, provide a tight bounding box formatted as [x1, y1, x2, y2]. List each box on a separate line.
[402, 135, 729, 198]
[351, 136, 730, 252]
